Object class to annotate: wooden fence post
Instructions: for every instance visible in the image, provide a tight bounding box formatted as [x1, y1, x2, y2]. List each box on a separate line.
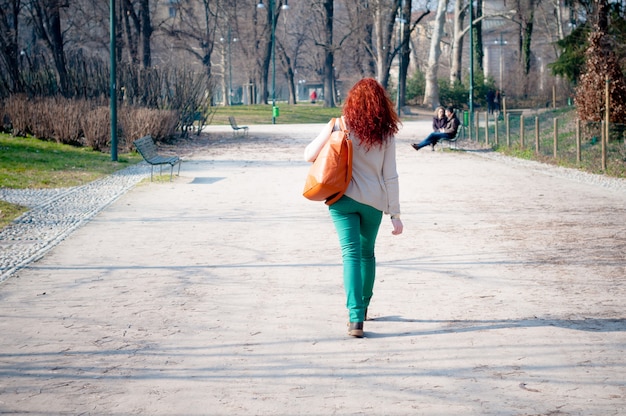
[535, 116, 540, 153]
[576, 119, 581, 163]
[495, 115, 499, 146]
[601, 121, 606, 170]
[604, 75, 609, 170]
[553, 118, 558, 158]
[485, 111, 489, 144]
[519, 114, 524, 148]
[474, 111, 480, 143]
[506, 113, 510, 147]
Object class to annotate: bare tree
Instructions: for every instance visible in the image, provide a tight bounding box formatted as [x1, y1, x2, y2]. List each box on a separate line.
[26, 0, 70, 95]
[513, 0, 539, 76]
[449, 0, 467, 85]
[371, 0, 400, 88]
[422, 0, 447, 108]
[120, 0, 153, 68]
[320, 0, 335, 107]
[0, 0, 23, 94]
[161, 0, 220, 78]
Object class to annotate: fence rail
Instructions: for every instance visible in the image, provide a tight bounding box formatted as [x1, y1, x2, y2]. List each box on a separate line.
[463, 108, 626, 177]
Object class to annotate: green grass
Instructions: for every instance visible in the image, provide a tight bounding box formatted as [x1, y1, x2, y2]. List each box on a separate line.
[0, 133, 142, 228]
[208, 103, 343, 125]
[0, 134, 142, 189]
[0, 200, 28, 229]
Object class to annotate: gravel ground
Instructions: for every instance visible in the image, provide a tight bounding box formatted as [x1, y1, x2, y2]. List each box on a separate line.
[0, 164, 151, 283]
[0, 122, 624, 415]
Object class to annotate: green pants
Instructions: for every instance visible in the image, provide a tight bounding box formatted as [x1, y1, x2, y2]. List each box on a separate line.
[329, 196, 383, 322]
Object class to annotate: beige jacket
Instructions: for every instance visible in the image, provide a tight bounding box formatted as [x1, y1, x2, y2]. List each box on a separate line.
[304, 117, 401, 217]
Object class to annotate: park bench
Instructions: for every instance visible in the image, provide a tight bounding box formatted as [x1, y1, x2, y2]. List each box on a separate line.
[133, 135, 182, 181]
[438, 128, 463, 149]
[228, 116, 249, 136]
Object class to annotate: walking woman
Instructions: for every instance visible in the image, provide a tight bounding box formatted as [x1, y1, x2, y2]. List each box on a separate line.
[304, 78, 404, 337]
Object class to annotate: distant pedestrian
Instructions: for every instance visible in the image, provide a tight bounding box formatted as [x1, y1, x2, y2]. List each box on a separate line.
[310, 90, 317, 104]
[494, 90, 501, 114]
[487, 89, 496, 114]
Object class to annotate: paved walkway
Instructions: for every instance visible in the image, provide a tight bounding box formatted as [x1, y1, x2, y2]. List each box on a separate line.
[0, 122, 625, 415]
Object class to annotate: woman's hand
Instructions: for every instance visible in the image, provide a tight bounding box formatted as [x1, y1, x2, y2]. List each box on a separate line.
[391, 218, 403, 235]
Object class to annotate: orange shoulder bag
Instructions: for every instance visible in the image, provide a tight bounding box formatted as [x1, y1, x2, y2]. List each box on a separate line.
[302, 117, 353, 206]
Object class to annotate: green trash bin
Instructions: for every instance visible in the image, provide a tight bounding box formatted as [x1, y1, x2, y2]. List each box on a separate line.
[463, 110, 469, 127]
[273, 106, 280, 118]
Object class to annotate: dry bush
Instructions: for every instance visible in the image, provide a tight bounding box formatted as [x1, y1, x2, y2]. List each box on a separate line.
[0, 99, 7, 132]
[119, 106, 179, 150]
[2, 95, 179, 152]
[3, 95, 33, 136]
[82, 106, 111, 151]
[575, 4, 626, 124]
[48, 97, 87, 145]
[29, 99, 56, 140]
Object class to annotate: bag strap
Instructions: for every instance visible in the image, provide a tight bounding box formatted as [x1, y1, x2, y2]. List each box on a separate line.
[335, 116, 348, 134]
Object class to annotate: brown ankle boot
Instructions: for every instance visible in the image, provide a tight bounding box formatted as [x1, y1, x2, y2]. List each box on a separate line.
[348, 322, 364, 337]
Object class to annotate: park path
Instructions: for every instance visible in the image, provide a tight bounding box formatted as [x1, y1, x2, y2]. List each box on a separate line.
[0, 121, 624, 415]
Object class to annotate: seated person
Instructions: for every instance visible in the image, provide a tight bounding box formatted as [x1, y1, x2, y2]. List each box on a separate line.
[412, 106, 460, 151]
[427, 106, 447, 150]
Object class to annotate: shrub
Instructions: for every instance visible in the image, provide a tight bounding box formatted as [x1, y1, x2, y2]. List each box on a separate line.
[119, 106, 179, 150]
[82, 106, 111, 151]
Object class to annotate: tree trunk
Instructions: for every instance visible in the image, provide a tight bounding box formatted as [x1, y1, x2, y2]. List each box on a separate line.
[397, 0, 412, 111]
[0, 0, 23, 93]
[450, 0, 466, 85]
[423, 0, 447, 109]
[139, 0, 152, 69]
[122, 0, 140, 65]
[475, 0, 483, 71]
[373, 0, 400, 89]
[277, 40, 296, 104]
[30, 0, 69, 96]
[322, 0, 335, 107]
[515, 0, 537, 76]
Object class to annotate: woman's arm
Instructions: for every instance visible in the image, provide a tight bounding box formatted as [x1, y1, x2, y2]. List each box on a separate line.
[304, 118, 335, 162]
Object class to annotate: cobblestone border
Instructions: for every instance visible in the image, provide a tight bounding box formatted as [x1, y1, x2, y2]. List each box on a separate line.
[0, 164, 151, 283]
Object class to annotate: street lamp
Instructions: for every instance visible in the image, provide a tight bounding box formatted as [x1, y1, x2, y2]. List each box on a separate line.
[220, 29, 237, 106]
[395, 9, 406, 117]
[257, 0, 289, 124]
[468, 0, 474, 141]
[493, 33, 507, 89]
[110, 0, 117, 161]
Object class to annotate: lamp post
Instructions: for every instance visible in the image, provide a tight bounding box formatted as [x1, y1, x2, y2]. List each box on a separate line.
[220, 29, 237, 106]
[395, 8, 406, 117]
[257, 0, 289, 124]
[494, 33, 507, 89]
[110, 0, 117, 161]
[468, 0, 474, 141]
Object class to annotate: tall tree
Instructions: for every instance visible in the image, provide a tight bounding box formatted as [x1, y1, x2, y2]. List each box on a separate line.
[422, 0, 447, 108]
[321, 0, 335, 107]
[513, 0, 539, 76]
[27, 0, 69, 95]
[162, 0, 219, 79]
[0, 0, 22, 94]
[120, 0, 153, 68]
[450, 0, 467, 85]
[372, 0, 400, 88]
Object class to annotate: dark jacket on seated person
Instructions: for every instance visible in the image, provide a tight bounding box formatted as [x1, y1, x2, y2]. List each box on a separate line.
[441, 112, 460, 138]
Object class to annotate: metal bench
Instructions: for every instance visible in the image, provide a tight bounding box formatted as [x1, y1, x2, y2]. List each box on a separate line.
[438, 128, 463, 149]
[133, 135, 182, 181]
[228, 116, 249, 136]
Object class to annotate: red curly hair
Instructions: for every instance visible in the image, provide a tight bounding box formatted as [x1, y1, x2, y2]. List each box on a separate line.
[342, 78, 400, 150]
